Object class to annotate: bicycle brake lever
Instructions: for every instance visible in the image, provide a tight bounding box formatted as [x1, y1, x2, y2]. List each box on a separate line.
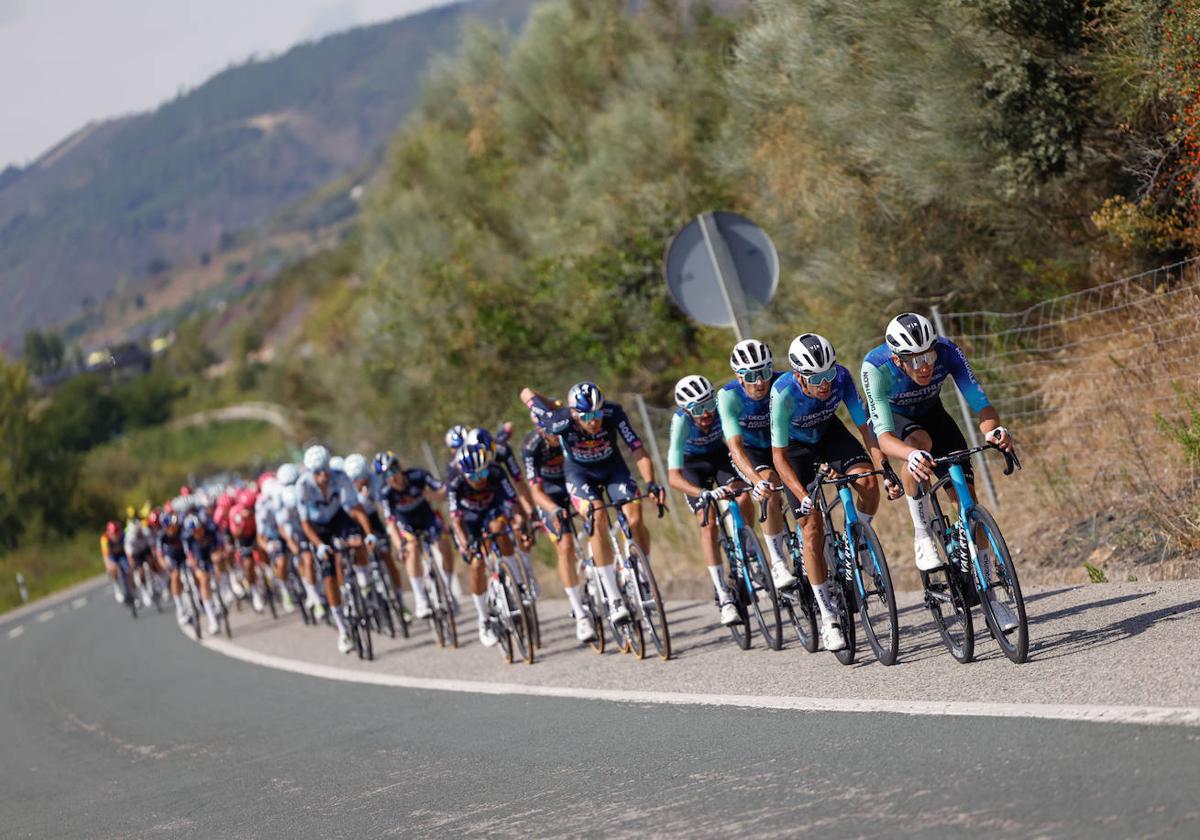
[758, 497, 770, 524]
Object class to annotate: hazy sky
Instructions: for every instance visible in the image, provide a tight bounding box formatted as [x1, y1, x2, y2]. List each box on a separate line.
[0, 0, 456, 168]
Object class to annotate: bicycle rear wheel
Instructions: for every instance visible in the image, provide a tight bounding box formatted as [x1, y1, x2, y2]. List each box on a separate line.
[515, 554, 542, 650]
[728, 565, 752, 650]
[120, 568, 138, 619]
[969, 507, 1028, 664]
[501, 568, 534, 665]
[616, 568, 646, 659]
[922, 535, 974, 664]
[628, 544, 670, 661]
[852, 522, 899, 666]
[833, 573, 857, 666]
[743, 528, 782, 651]
[582, 573, 605, 654]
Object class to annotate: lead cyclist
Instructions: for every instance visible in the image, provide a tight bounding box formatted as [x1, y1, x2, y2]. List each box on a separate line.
[860, 312, 1017, 630]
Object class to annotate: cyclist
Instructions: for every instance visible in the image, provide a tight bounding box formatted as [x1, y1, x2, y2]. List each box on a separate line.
[444, 424, 470, 480]
[123, 508, 159, 608]
[861, 313, 1017, 629]
[467, 426, 538, 591]
[183, 511, 223, 635]
[447, 443, 526, 646]
[521, 381, 665, 626]
[100, 520, 130, 604]
[376, 450, 455, 622]
[718, 339, 797, 592]
[255, 478, 294, 613]
[276, 481, 325, 621]
[772, 333, 903, 652]
[667, 375, 746, 628]
[522, 405, 596, 642]
[156, 512, 191, 626]
[345, 452, 408, 611]
[228, 492, 265, 613]
[297, 444, 377, 654]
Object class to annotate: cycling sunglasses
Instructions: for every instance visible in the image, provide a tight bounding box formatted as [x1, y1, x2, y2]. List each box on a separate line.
[900, 349, 937, 369]
[801, 368, 837, 386]
[686, 398, 718, 418]
[576, 409, 604, 422]
[464, 467, 490, 482]
[737, 368, 772, 384]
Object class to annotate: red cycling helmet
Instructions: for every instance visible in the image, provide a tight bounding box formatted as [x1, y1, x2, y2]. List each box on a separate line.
[237, 488, 257, 509]
[256, 471, 275, 490]
[105, 521, 121, 540]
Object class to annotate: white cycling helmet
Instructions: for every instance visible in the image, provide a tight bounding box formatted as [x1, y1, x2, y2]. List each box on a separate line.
[281, 486, 298, 509]
[344, 452, 369, 481]
[276, 462, 299, 486]
[303, 444, 331, 472]
[729, 339, 773, 373]
[568, 381, 604, 413]
[445, 424, 470, 451]
[885, 312, 936, 355]
[329, 455, 345, 473]
[261, 477, 281, 501]
[787, 333, 836, 375]
[674, 375, 716, 409]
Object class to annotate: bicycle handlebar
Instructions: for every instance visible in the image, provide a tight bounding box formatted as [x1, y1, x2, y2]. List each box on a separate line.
[697, 485, 770, 528]
[928, 442, 1022, 476]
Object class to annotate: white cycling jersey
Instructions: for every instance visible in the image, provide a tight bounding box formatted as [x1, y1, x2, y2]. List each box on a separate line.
[296, 469, 358, 525]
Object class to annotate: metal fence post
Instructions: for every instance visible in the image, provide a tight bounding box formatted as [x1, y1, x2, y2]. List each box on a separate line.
[16, 572, 28, 604]
[420, 440, 441, 480]
[930, 305, 999, 509]
[632, 393, 686, 533]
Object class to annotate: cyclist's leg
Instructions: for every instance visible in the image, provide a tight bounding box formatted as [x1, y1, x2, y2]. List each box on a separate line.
[780, 441, 831, 586]
[737, 444, 790, 573]
[682, 455, 729, 606]
[893, 411, 942, 569]
[922, 402, 976, 508]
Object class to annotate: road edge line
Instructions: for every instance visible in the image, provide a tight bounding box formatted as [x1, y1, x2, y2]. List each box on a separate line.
[198, 636, 1200, 728]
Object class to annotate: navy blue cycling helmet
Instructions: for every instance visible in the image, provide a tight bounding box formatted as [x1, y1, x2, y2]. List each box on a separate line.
[457, 443, 491, 474]
[568, 381, 604, 413]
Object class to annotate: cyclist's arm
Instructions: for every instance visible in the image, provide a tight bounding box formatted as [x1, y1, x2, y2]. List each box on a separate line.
[529, 481, 564, 516]
[840, 370, 889, 470]
[350, 504, 372, 536]
[301, 519, 323, 548]
[772, 444, 809, 506]
[720, 387, 760, 481]
[667, 413, 704, 497]
[861, 360, 911, 462]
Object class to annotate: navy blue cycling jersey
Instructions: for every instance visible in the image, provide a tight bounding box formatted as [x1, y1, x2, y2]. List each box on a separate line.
[447, 469, 518, 516]
[157, 530, 186, 560]
[379, 469, 442, 519]
[522, 430, 567, 488]
[529, 399, 642, 466]
[184, 521, 219, 558]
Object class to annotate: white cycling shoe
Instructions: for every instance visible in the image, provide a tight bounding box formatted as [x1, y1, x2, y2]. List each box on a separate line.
[280, 589, 296, 613]
[771, 560, 797, 590]
[575, 614, 596, 642]
[229, 577, 247, 599]
[176, 608, 189, 627]
[207, 615, 220, 635]
[251, 588, 265, 614]
[478, 620, 499, 648]
[140, 586, 154, 608]
[337, 630, 354, 654]
[987, 594, 1019, 631]
[820, 619, 847, 652]
[719, 600, 741, 627]
[113, 584, 125, 604]
[914, 536, 943, 571]
[415, 602, 433, 620]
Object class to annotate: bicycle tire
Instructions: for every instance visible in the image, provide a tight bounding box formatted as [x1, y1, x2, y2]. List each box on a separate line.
[429, 568, 457, 649]
[616, 565, 646, 659]
[742, 527, 782, 651]
[501, 568, 534, 665]
[852, 522, 899, 666]
[781, 534, 818, 652]
[353, 579, 373, 661]
[184, 572, 203, 639]
[728, 573, 752, 650]
[265, 578, 278, 620]
[968, 506, 1028, 664]
[392, 587, 410, 640]
[121, 568, 138, 619]
[514, 555, 542, 651]
[922, 535, 975, 663]
[583, 576, 606, 654]
[628, 543, 670, 661]
[499, 620, 514, 663]
[833, 573, 857, 666]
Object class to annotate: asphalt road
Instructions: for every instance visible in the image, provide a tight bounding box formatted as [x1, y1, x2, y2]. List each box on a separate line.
[2, 580, 1199, 839]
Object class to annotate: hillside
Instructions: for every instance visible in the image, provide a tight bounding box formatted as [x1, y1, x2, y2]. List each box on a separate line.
[0, 0, 535, 348]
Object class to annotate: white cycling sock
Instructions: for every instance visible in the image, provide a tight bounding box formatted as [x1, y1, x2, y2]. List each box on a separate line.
[302, 579, 321, 603]
[472, 593, 489, 623]
[813, 582, 836, 624]
[203, 599, 218, 623]
[331, 606, 348, 634]
[707, 564, 730, 601]
[173, 594, 183, 612]
[597, 563, 621, 604]
[411, 579, 430, 611]
[764, 531, 789, 567]
[906, 494, 934, 539]
[564, 584, 585, 616]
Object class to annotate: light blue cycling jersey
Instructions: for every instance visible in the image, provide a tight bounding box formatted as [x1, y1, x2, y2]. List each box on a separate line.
[717, 372, 783, 450]
[769, 365, 868, 447]
[296, 469, 358, 524]
[354, 471, 384, 516]
[667, 410, 727, 470]
[860, 336, 990, 435]
[254, 495, 280, 540]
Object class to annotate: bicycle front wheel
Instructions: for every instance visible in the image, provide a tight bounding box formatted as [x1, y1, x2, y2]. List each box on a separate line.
[742, 528, 782, 651]
[922, 535, 974, 664]
[833, 574, 857, 666]
[582, 573, 606, 654]
[728, 564, 751, 650]
[501, 568, 534, 665]
[852, 522, 899, 666]
[628, 544, 670, 661]
[969, 506, 1028, 664]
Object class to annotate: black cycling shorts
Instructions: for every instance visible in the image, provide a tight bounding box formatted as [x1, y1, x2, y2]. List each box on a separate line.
[894, 402, 973, 482]
[309, 509, 363, 579]
[680, 449, 739, 512]
[779, 422, 871, 515]
[732, 444, 775, 485]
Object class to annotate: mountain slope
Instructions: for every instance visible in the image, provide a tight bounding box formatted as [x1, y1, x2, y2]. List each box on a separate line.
[0, 0, 535, 346]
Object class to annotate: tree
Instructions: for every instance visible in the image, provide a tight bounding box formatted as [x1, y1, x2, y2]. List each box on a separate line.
[21, 329, 65, 376]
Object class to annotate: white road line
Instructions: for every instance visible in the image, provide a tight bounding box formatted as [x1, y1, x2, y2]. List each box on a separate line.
[199, 637, 1200, 729]
[7, 625, 24, 639]
[35, 610, 55, 623]
[71, 597, 87, 610]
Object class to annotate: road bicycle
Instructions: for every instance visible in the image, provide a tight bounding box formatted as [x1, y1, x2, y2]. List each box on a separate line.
[414, 527, 457, 649]
[555, 509, 608, 654]
[581, 489, 670, 661]
[364, 536, 408, 640]
[234, 543, 278, 619]
[699, 487, 782, 651]
[113, 556, 138, 620]
[918, 443, 1028, 664]
[469, 523, 534, 665]
[332, 538, 373, 661]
